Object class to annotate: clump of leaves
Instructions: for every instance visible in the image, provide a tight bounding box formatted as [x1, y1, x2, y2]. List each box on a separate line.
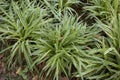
[31, 14, 99, 80]
[42, 0, 80, 20]
[44, 0, 79, 11]
[83, 0, 119, 22]
[75, 2, 120, 79]
[78, 37, 120, 80]
[0, 0, 51, 69]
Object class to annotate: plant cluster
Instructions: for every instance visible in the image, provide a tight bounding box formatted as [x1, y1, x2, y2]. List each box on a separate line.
[0, 0, 120, 80]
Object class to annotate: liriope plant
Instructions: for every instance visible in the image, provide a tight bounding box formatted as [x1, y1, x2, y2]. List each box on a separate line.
[77, 37, 120, 80]
[44, 0, 79, 12]
[31, 14, 100, 80]
[83, 0, 120, 22]
[0, 0, 51, 69]
[75, 2, 120, 79]
[42, 0, 80, 21]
